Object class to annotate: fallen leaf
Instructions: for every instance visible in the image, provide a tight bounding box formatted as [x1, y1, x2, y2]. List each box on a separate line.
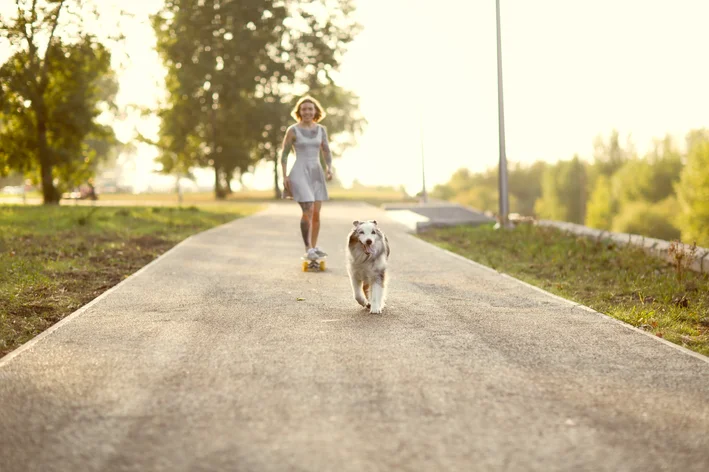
[297, 297, 305, 301]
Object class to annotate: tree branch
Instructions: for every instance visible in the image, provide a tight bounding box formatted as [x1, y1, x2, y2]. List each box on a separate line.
[38, 0, 66, 91]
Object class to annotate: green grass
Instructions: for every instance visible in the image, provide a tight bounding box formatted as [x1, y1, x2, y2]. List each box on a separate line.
[95, 188, 415, 206]
[0, 203, 262, 357]
[0, 188, 414, 208]
[419, 223, 709, 357]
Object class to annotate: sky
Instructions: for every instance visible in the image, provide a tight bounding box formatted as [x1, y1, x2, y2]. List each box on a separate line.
[3, 0, 709, 195]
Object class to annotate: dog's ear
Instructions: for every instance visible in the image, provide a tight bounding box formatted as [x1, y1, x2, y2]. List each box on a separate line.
[352, 220, 360, 226]
[370, 219, 378, 225]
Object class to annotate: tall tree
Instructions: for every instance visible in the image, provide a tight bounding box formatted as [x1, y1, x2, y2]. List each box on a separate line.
[591, 129, 636, 179]
[152, 0, 364, 199]
[508, 161, 547, 216]
[534, 156, 587, 223]
[676, 130, 709, 246]
[585, 175, 615, 230]
[611, 135, 682, 206]
[152, 0, 280, 198]
[0, 1, 116, 203]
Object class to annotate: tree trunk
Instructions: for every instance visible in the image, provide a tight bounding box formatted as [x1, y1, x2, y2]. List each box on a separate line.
[214, 165, 226, 199]
[36, 108, 59, 204]
[225, 175, 233, 194]
[273, 155, 282, 200]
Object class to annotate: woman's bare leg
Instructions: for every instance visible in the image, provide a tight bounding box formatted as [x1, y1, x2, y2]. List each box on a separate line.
[311, 201, 322, 248]
[298, 201, 314, 251]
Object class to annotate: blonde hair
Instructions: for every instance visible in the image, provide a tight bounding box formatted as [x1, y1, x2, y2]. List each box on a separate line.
[291, 95, 326, 122]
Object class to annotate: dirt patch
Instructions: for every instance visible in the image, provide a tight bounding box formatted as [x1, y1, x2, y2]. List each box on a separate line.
[0, 235, 173, 357]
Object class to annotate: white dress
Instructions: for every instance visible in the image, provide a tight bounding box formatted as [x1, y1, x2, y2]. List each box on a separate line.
[288, 125, 329, 202]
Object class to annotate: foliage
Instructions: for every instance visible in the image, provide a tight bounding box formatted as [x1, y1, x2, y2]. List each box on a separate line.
[433, 128, 709, 247]
[611, 198, 681, 241]
[0, 1, 118, 203]
[611, 136, 682, 205]
[151, 0, 365, 198]
[534, 155, 586, 223]
[592, 129, 636, 178]
[676, 134, 709, 246]
[585, 175, 615, 230]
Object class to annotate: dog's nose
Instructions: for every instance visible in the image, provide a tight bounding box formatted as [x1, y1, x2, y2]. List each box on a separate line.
[366, 239, 372, 245]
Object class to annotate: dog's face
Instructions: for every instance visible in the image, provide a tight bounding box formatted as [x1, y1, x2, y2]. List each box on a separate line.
[350, 220, 381, 255]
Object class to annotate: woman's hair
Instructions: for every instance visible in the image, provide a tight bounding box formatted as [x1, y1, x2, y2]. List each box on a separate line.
[291, 95, 326, 122]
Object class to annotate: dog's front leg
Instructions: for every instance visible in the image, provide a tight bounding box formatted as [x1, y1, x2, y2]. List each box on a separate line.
[350, 277, 368, 308]
[369, 282, 384, 314]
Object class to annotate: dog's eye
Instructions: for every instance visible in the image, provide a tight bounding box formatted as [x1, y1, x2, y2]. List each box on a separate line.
[358, 231, 364, 235]
[371, 231, 375, 234]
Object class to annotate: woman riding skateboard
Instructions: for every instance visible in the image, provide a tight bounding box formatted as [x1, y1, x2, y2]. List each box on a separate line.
[280, 96, 334, 261]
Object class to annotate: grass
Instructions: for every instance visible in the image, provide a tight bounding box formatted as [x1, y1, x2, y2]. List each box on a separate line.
[1, 188, 414, 209]
[0, 203, 262, 357]
[95, 188, 415, 207]
[419, 223, 709, 357]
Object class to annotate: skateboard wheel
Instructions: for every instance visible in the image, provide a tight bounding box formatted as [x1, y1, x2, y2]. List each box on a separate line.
[302, 261, 309, 272]
[319, 261, 326, 271]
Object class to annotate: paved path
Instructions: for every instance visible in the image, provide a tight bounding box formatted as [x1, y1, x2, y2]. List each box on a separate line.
[1, 202, 708, 472]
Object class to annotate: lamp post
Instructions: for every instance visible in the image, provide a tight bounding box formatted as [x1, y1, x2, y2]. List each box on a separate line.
[420, 117, 428, 204]
[495, 0, 510, 229]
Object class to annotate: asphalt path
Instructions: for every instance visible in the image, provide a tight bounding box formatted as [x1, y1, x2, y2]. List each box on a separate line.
[1, 201, 707, 472]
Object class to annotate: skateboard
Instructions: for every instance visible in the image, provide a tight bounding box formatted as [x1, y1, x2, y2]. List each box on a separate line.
[302, 256, 326, 272]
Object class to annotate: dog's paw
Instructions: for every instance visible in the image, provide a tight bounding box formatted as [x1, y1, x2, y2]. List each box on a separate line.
[355, 296, 368, 308]
[369, 304, 382, 314]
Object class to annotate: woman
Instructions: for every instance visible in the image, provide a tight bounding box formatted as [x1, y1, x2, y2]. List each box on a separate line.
[281, 95, 334, 260]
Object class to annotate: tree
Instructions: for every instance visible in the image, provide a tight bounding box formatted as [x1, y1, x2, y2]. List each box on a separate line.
[152, 0, 280, 198]
[611, 198, 680, 241]
[611, 136, 682, 206]
[676, 133, 709, 246]
[585, 175, 615, 230]
[534, 156, 587, 223]
[152, 0, 365, 199]
[0, 1, 117, 203]
[508, 161, 547, 216]
[591, 129, 636, 178]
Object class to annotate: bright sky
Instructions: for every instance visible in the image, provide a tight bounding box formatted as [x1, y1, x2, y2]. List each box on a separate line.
[3, 0, 709, 194]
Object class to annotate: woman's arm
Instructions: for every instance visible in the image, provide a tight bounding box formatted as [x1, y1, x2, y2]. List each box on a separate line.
[320, 126, 333, 180]
[281, 127, 295, 176]
[281, 127, 296, 193]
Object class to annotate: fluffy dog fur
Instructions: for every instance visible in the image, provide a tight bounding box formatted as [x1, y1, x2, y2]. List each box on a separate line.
[346, 220, 390, 314]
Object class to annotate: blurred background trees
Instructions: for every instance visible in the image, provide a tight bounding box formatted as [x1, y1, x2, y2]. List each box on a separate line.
[0, 1, 119, 204]
[150, 0, 365, 199]
[0, 0, 365, 203]
[432, 128, 709, 246]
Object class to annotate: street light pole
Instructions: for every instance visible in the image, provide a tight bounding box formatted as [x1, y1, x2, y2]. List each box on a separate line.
[420, 117, 428, 203]
[495, 0, 510, 228]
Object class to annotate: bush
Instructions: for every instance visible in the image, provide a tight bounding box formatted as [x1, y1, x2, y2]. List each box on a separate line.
[611, 199, 680, 240]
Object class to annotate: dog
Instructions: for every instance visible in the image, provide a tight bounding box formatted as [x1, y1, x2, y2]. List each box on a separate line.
[346, 220, 390, 314]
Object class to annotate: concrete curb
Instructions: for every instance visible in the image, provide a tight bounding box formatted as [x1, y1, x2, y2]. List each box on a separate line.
[537, 219, 709, 275]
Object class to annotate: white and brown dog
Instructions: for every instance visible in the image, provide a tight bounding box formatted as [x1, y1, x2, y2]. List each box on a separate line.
[346, 220, 390, 314]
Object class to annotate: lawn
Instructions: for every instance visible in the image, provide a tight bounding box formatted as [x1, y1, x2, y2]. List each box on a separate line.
[0, 203, 261, 357]
[94, 188, 415, 207]
[419, 223, 709, 357]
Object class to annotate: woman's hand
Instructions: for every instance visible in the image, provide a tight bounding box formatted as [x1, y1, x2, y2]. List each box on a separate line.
[326, 168, 333, 181]
[283, 176, 292, 195]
